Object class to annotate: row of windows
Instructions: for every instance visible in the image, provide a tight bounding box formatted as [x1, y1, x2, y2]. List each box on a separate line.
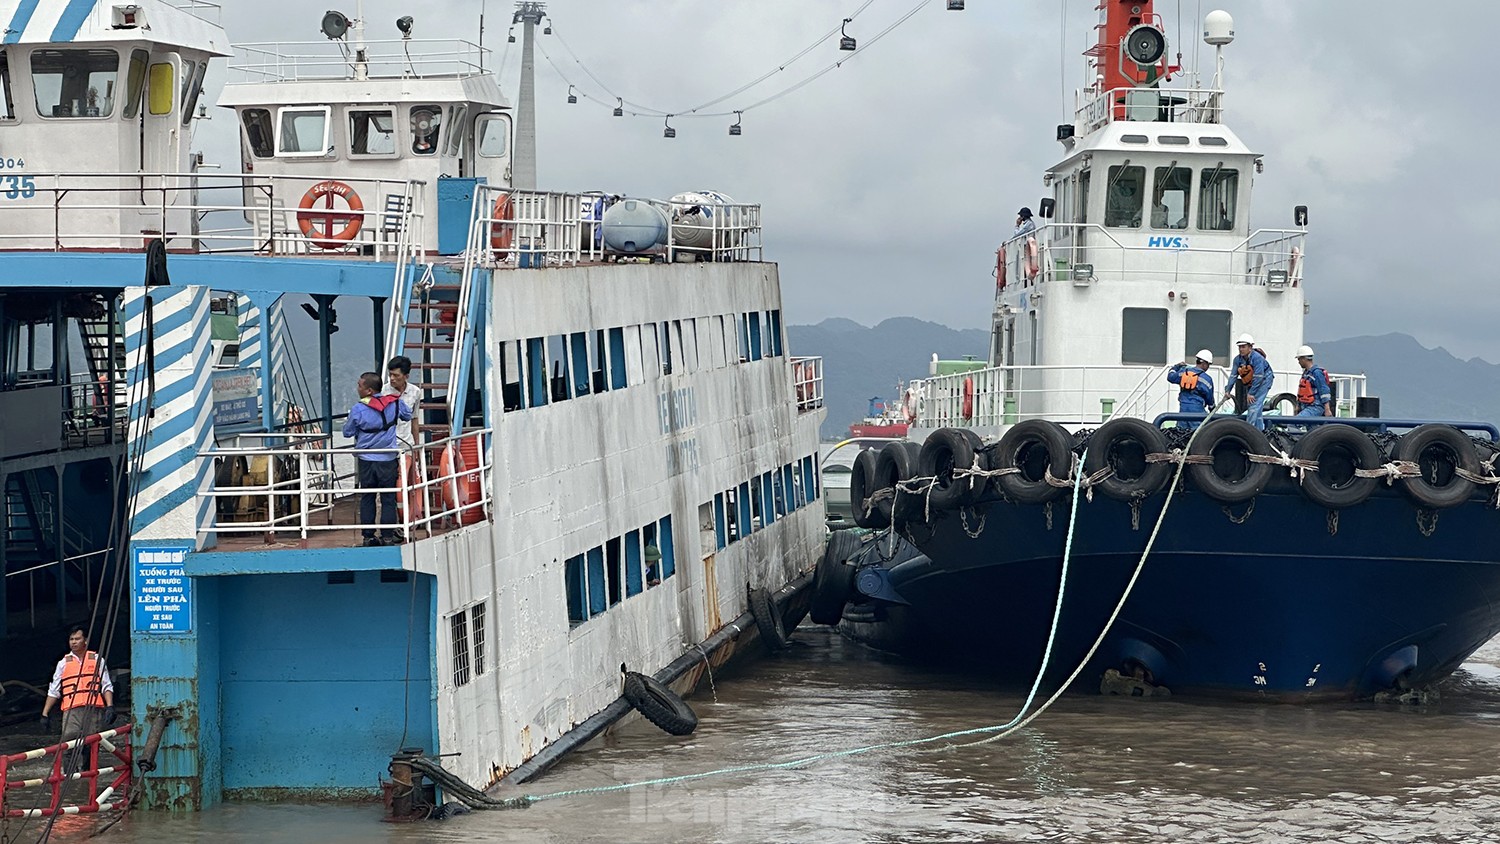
[0, 48, 203, 124]
[501, 310, 785, 412]
[448, 600, 488, 688]
[1105, 165, 1240, 231]
[564, 515, 677, 626]
[702, 456, 820, 555]
[1121, 308, 1232, 366]
[240, 104, 509, 160]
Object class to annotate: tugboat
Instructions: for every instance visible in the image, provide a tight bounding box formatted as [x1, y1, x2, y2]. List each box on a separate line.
[848, 395, 911, 440]
[816, 2, 1500, 702]
[1, 0, 827, 811]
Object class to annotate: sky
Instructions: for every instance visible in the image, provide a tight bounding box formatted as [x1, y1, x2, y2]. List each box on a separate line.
[202, 1, 1500, 361]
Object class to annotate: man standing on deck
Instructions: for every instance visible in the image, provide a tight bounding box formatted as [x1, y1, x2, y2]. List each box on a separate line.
[1295, 345, 1334, 417]
[344, 372, 411, 546]
[1014, 207, 1037, 238]
[1232, 334, 1274, 430]
[384, 355, 422, 449]
[1167, 350, 1216, 429]
[40, 627, 114, 744]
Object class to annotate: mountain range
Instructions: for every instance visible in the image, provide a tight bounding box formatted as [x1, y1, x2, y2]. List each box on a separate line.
[788, 320, 1499, 440]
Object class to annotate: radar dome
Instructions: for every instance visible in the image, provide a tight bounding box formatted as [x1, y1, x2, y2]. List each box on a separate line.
[1203, 10, 1234, 46]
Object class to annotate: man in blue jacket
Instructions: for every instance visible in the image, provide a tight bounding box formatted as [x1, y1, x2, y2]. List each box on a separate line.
[1167, 349, 1216, 429]
[1231, 334, 1274, 430]
[343, 372, 412, 546]
[1294, 345, 1333, 417]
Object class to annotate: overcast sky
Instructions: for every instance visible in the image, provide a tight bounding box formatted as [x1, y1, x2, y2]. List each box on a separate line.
[207, 1, 1500, 361]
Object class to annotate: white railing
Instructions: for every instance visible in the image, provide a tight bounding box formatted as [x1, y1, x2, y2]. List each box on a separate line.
[0, 172, 425, 260]
[165, 0, 221, 24]
[918, 363, 1368, 428]
[473, 187, 764, 269]
[997, 223, 1305, 292]
[231, 40, 491, 82]
[1074, 86, 1226, 134]
[791, 356, 824, 414]
[199, 428, 492, 540]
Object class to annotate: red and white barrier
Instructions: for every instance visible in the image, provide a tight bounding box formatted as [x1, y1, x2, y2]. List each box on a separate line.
[0, 723, 133, 818]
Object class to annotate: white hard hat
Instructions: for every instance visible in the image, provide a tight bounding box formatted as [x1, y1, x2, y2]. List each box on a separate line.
[1194, 349, 1214, 364]
[1296, 344, 1314, 358]
[1235, 333, 1255, 346]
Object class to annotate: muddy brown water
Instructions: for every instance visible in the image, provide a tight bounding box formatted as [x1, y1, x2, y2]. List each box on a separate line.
[15, 629, 1500, 843]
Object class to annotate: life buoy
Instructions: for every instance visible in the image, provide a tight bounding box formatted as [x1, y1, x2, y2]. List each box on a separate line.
[1288, 245, 1303, 287]
[1024, 236, 1040, 280]
[791, 360, 808, 404]
[995, 245, 1007, 291]
[397, 451, 428, 521]
[440, 438, 486, 524]
[296, 180, 364, 248]
[961, 376, 975, 420]
[901, 388, 917, 424]
[490, 192, 514, 258]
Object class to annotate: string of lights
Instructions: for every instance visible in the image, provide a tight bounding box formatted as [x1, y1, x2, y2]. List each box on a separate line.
[533, 0, 960, 133]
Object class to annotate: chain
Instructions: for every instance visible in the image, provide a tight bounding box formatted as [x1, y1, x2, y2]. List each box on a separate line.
[1044, 500, 1053, 531]
[1222, 499, 1255, 524]
[1326, 508, 1339, 536]
[1129, 497, 1142, 532]
[959, 506, 987, 538]
[1417, 509, 1439, 537]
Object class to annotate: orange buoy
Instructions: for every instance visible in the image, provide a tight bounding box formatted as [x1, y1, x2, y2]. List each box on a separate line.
[296, 180, 365, 248]
[962, 376, 975, 420]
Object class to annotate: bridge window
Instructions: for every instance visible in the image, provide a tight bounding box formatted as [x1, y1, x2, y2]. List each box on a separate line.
[477, 114, 508, 157]
[349, 109, 396, 156]
[276, 107, 330, 156]
[0, 51, 13, 121]
[241, 108, 273, 158]
[1185, 309, 1231, 363]
[1199, 168, 1239, 231]
[410, 105, 442, 155]
[181, 60, 206, 125]
[147, 62, 173, 116]
[1151, 165, 1191, 230]
[31, 49, 119, 118]
[445, 104, 467, 156]
[122, 49, 149, 119]
[1104, 164, 1145, 228]
[1121, 307, 1168, 365]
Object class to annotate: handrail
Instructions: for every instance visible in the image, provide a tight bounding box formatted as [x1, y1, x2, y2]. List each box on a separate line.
[1151, 414, 1500, 442]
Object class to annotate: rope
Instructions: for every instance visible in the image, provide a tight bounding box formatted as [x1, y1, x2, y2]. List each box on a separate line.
[406, 758, 532, 810]
[1246, 448, 1319, 481]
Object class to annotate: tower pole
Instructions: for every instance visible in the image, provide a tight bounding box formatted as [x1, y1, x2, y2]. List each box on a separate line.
[511, 1, 546, 191]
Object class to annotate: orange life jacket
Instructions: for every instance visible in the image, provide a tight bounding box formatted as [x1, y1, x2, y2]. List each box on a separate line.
[1179, 370, 1199, 391]
[1237, 348, 1269, 385]
[59, 652, 106, 711]
[1298, 366, 1326, 405]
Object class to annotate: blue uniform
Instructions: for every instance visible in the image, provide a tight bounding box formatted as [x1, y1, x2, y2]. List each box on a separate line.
[1232, 349, 1273, 429]
[342, 393, 412, 460]
[1296, 364, 1333, 417]
[1167, 365, 1215, 429]
[343, 393, 413, 543]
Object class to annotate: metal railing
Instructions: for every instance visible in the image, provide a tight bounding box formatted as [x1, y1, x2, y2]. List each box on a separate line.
[0, 724, 133, 819]
[198, 428, 492, 540]
[791, 356, 824, 413]
[231, 39, 491, 82]
[917, 363, 1368, 428]
[997, 223, 1305, 292]
[0, 172, 426, 260]
[473, 187, 764, 269]
[165, 0, 221, 24]
[1075, 86, 1226, 134]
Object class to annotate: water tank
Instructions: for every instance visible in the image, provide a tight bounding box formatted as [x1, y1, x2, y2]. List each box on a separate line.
[600, 199, 668, 253]
[1203, 10, 1234, 46]
[669, 190, 738, 251]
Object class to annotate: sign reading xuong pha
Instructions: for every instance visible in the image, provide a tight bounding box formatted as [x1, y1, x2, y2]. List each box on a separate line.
[132, 544, 193, 633]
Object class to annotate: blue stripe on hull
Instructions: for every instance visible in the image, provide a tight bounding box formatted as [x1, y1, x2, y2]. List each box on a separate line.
[2, 0, 41, 43]
[849, 489, 1500, 701]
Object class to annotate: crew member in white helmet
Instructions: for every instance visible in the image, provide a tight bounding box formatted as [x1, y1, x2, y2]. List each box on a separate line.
[1231, 334, 1273, 430]
[1167, 349, 1216, 429]
[1295, 345, 1333, 417]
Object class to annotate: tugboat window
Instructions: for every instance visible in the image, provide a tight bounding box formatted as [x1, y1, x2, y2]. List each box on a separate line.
[241, 108, 274, 158]
[1185, 309, 1231, 362]
[1151, 165, 1191, 230]
[476, 115, 508, 157]
[31, 49, 119, 118]
[410, 105, 442, 155]
[1198, 168, 1239, 231]
[122, 49, 149, 119]
[181, 60, 207, 127]
[1121, 307, 1168, 365]
[1, 51, 18, 120]
[349, 109, 396, 156]
[147, 62, 173, 116]
[445, 104, 467, 156]
[276, 107, 330, 156]
[1104, 164, 1145, 228]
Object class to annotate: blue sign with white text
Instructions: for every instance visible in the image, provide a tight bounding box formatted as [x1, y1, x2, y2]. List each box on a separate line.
[132, 545, 194, 633]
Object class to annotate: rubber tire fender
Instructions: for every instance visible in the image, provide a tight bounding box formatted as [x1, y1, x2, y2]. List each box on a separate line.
[1264, 392, 1300, 417]
[849, 448, 887, 529]
[748, 586, 789, 650]
[1186, 418, 1273, 504]
[622, 671, 698, 736]
[1391, 424, 1480, 510]
[1082, 417, 1171, 502]
[876, 441, 924, 526]
[1290, 424, 1381, 509]
[810, 530, 863, 625]
[990, 419, 1074, 505]
[919, 428, 987, 510]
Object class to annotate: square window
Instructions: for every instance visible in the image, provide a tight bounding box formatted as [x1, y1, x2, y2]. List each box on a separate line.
[1121, 308, 1169, 365]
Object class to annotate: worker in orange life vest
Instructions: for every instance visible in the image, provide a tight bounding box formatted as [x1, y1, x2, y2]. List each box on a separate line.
[1295, 345, 1333, 417]
[1232, 334, 1274, 430]
[40, 627, 114, 742]
[1167, 349, 1216, 429]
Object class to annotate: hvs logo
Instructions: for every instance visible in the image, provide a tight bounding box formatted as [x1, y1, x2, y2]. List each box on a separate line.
[1147, 236, 1189, 249]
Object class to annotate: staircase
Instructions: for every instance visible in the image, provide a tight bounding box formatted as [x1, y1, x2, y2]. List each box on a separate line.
[76, 303, 128, 428]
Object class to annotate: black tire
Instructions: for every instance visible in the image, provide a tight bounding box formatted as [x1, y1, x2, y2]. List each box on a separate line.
[849, 448, 886, 529]
[1291, 424, 1381, 509]
[876, 441, 924, 526]
[748, 586, 789, 650]
[990, 420, 1074, 504]
[810, 530, 862, 625]
[1264, 392, 1300, 417]
[1186, 418, 1273, 503]
[919, 428, 987, 510]
[1391, 424, 1480, 510]
[1081, 417, 1170, 502]
[622, 671, 698, 736]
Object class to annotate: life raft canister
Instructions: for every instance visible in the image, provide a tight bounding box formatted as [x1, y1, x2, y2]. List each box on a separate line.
[296, 180, 365, 248]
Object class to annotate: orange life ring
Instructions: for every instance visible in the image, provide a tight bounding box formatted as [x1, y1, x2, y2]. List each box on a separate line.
[791, 360, 808, 404]
[397, 452, 428, 521]
[490, 192, 515, 258]
[440, 440, 485, 525]
[901, 389, 917, 424]
[1288, 246, 1303, 287]
[995, 245, 1007, 290]
[1024, 236, 1039, 280]
[296, 180, 364, 248]
[962, 377, 975, 420]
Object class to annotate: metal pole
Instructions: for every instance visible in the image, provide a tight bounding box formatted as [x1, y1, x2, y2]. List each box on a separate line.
[372, 297, 387, 372]
[315, 294, 336, 438]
